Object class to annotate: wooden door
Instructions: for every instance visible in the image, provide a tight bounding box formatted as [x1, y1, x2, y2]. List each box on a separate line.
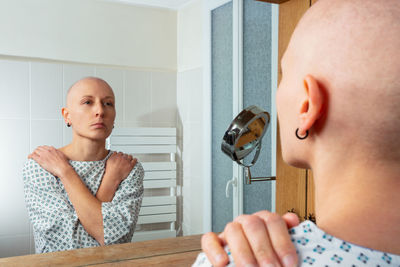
[275, 0, 310, 221]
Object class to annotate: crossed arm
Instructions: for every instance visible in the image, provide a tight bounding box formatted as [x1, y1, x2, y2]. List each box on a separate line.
[27, 146, 137, 245]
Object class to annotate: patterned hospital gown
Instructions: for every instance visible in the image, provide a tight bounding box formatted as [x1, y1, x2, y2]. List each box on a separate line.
[193, 220, 400, 266]
[23, 150, 144, 253]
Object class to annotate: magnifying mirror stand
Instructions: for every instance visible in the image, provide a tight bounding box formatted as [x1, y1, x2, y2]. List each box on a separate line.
[221, 105, 276, 185]
[237, 142, 276, 184]
[244, 166, 276, 184]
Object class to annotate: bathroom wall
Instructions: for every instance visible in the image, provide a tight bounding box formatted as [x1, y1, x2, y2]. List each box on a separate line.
[177, 0, 205, 235]
[0, 0, 177, 70]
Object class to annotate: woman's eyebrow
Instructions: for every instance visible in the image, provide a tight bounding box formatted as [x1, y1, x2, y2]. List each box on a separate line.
[80, 95, 114, 99]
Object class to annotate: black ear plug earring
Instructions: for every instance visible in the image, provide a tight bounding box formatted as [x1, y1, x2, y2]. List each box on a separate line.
[296, 128, 308, 140]
[67, 123, 71, 127]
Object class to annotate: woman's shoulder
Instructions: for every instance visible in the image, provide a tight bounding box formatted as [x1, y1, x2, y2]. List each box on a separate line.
[123, 160, 144, 185]
[22, 158, 55, 184]
[23, 158, 42, 173]
[132, 161, 144, 177]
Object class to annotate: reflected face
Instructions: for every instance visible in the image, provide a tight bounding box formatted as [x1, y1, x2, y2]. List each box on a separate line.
[65, 79, 116, 141]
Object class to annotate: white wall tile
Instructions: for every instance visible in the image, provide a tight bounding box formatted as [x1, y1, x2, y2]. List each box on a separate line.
[188, 175, 203, 234]
[31, 120, 63, 150]
[178, 68, 204, 235]
[0, 120, 30, 237]
[125, 70, 152, 123]
[63, 124, 73, 146]
[31, 62, 63, 120]
[177, 68, 203, 124]
[0, 60, 29, 119]
[177, 71, 190, 123]
[188, 68, 203, 123]
[63, 64, 95, 106]
[182, 176, 192, 235]
[0, 235, 31, 258]
[151, 72, 177, 126]
[188, 122, 203, 179]
[95, 67, 124, 123]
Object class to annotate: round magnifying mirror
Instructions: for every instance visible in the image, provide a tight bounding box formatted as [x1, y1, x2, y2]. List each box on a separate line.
[221, 105, 270, 167]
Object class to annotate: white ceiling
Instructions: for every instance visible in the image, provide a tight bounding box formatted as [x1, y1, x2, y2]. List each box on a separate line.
[102, 0, 195, 10]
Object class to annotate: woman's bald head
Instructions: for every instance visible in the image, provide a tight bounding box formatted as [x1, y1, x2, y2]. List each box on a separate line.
[66, 77, 115, 108]
[281, 0, 400, 162]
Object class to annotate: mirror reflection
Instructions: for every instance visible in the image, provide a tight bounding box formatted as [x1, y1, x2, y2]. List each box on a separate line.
[222, 105, 270, 163]
[0, 0, 277, 258]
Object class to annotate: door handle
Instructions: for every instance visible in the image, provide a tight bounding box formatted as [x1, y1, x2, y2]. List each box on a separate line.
[225, 177, 237, 198]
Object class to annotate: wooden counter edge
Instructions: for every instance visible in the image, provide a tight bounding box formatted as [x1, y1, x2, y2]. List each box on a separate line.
[0, 235, 202, 266]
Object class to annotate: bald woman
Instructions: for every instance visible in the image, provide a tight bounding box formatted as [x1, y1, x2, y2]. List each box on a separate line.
[195, 0, 400, 266]
[23, 77, 144, 253]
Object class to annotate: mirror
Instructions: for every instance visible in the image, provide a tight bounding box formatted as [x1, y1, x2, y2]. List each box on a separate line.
[0, 0, 277, 258]
[0, 0, 189, 257]
[221, 105, 270, 165]
[221, 105, 275, 184]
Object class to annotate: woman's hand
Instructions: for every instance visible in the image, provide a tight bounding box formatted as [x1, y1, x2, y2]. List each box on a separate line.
[201, 211, 299, 267]
[28, 146, 72, 178]
[96, 152, 137, 202]
[104, 152, 137, 183]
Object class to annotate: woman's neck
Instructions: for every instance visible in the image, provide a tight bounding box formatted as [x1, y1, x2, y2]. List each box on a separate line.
[312, 155, 400, 254]
[60, 137, 108, 161]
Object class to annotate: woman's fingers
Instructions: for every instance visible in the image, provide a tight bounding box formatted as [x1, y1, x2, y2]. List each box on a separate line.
[131, 158, 137, 167]
[282, 212, 300, 229]
[234, 214, 282, 267]
[201, 232, 229, 267]
[28, 151, 40, 160]
[254, 211, 298, 267]
[224, 221, 258, 267]
[202, 211, 299, 267]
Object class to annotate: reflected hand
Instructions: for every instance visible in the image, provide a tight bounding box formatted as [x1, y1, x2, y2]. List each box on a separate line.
[104, 152, 137, 183]
[96, 152, 137, 203]
[201, 211, 299, 267]
[28, 146, 71, 178]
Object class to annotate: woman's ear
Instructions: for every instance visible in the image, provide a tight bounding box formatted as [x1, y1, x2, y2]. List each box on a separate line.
[298, 75, 324, 136]
[62, 107, 70, 125]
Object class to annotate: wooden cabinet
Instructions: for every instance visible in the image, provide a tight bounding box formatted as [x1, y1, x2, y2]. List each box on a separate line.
[258, 0, 318, 222]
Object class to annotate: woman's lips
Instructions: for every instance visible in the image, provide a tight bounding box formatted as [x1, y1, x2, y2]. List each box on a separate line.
[92, 123, 106, 128]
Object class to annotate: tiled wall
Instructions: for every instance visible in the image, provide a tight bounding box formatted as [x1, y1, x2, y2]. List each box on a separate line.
[0, 57, 177, 257]
[177, 67, 204, 235]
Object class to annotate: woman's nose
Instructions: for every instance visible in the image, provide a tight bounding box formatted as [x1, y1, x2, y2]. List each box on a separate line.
[95, 102, 105, 117]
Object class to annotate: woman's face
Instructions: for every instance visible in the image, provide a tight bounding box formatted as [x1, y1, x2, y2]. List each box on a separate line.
[65, 79, 116, 141]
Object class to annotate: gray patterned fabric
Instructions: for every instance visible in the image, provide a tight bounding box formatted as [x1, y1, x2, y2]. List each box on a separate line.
[22, 150, 144, 253]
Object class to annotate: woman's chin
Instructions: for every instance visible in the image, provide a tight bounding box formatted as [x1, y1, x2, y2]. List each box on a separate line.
[282, 153, 310, 169]
[76, 131, 111, 142]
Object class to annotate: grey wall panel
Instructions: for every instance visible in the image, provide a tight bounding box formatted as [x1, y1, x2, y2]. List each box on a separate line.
[211, 1, 234, 232]
[243, 0, 273, 214]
